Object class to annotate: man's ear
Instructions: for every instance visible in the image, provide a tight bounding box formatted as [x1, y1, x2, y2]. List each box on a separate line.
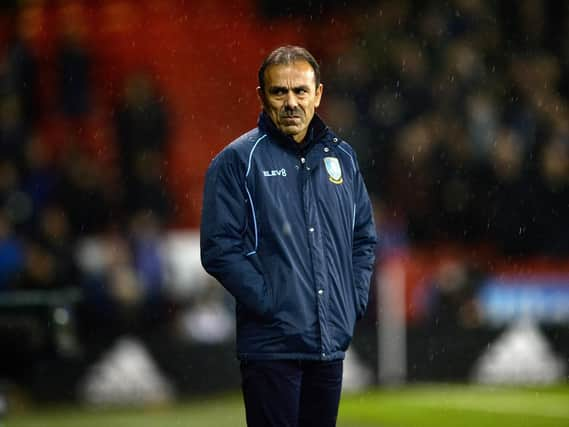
[256, 86, 265, 108]
[314, 83, 323, 108]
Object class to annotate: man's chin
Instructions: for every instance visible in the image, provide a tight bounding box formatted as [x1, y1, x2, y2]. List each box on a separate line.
[279, 124, 301, 135]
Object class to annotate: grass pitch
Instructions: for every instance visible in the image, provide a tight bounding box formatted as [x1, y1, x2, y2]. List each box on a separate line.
[5, 384, 568, 427]
[339, 384, 569, 427]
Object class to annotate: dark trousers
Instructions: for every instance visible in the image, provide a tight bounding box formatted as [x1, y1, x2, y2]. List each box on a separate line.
[240, 359, 343, 427]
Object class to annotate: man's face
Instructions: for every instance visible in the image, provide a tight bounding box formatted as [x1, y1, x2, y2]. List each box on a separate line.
[258, 60, 323, 143]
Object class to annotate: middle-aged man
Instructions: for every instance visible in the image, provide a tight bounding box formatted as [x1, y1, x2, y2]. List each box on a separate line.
[200, 45, 377, 427]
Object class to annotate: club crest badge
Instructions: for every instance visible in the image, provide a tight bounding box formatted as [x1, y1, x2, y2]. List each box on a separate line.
[324, 157, 343, 184]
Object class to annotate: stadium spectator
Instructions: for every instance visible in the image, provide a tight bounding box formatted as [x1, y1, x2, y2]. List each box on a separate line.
[430, 113, 481, 242]
[127, 210, 170, 324]
[0, 159, 33, 231]
[55, 4, 92, 119]
[32, 203, 79, 288]
[478, 127, 535, 256]
[20, 135, 60, 223]
[114, 71, 170, 197]
[55, 147, 114, 236]
[430, 260, 482, 330]
[0, 211, 24, 290]
[383, 118, 440, 243]
[0, 94, 29, 166]
[532, 132, 569, 256]
[0, 23, 38, 127]
[124, 150, 172, 222]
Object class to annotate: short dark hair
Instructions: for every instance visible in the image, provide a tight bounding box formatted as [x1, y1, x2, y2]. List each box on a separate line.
[258, 45, 321, 92]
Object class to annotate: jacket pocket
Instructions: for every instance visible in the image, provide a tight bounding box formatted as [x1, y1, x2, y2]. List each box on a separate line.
[245, 252, 274, 319]
[329, 280, 358, 352]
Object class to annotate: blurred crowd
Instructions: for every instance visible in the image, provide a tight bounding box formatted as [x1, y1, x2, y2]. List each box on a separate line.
[0, 7, 174, 344]
[321, 0, 569, 258]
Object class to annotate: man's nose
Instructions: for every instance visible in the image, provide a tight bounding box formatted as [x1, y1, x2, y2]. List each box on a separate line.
[284, 91, 299, 109]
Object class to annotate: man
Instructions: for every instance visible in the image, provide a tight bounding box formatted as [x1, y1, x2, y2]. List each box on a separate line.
[200, 45, 377, 427]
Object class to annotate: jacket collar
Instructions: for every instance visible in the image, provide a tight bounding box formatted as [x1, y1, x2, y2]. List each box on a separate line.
[258, 111, 330, 154]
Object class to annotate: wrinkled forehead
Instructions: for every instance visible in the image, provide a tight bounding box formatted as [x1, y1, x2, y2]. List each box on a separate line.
[263, 60, 317, 88]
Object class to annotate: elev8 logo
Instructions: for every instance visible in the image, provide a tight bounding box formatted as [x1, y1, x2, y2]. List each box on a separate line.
[263, 168, 287, 177]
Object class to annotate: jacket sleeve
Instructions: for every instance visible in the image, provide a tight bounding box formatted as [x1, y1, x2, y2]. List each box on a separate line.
[200, 148, 270, 318]
[352, 163, 378, 319]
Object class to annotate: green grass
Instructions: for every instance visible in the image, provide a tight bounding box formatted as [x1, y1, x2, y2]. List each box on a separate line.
[339, 384, 569, 427]
[5, 395, 245, 427]
[5, 384, 569, 427]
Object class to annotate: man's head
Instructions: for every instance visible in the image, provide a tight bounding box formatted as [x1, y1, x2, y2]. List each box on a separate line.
[257, 46, 323, 143]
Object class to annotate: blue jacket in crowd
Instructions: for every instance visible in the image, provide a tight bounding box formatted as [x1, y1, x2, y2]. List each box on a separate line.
[200, 112, 377, 361]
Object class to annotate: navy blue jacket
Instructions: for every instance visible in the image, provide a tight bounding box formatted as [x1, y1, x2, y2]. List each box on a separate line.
[200, 112, 377, 360]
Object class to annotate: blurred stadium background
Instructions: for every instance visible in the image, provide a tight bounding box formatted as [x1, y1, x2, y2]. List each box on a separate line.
[0, 0, 568, 425]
